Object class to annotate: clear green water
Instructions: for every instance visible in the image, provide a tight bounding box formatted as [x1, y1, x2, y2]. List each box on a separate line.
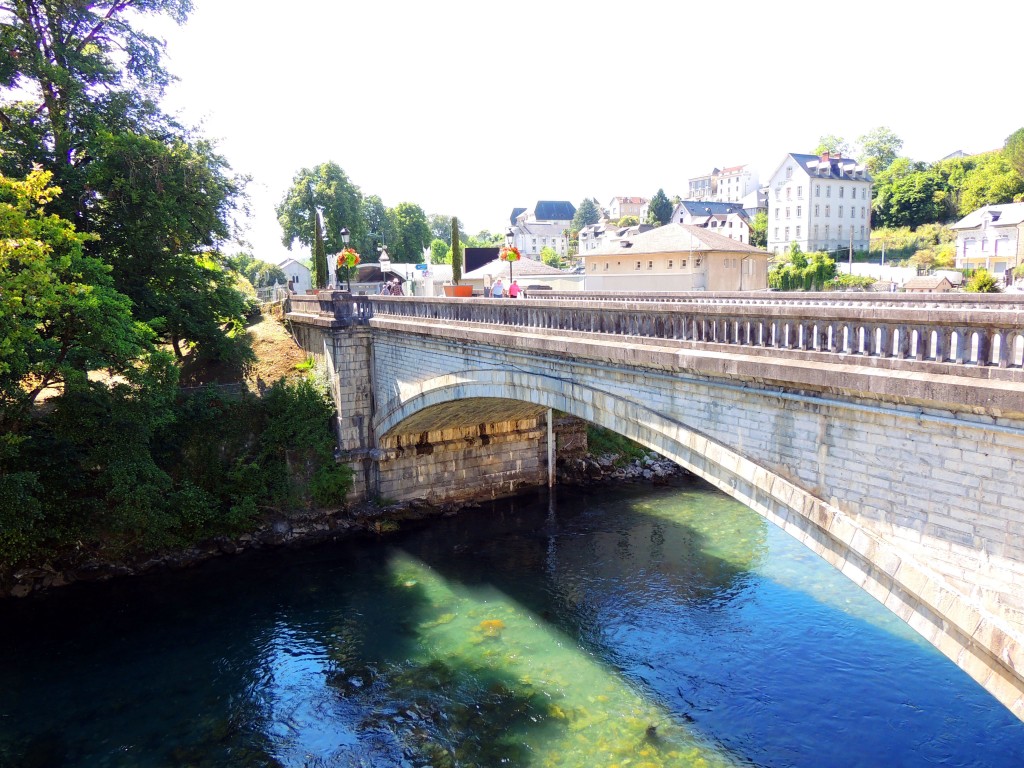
[1, 479, 1022, 767]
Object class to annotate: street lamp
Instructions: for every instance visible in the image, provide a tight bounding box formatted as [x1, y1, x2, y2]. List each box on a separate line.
[336, 226, 352, 291]
[504, 227, 517, 283]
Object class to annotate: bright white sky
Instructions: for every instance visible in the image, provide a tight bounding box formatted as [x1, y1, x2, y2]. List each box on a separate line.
[146, 0, 1022, 265]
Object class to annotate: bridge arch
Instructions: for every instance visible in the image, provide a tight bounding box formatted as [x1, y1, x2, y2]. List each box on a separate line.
[374, 367, 1012, 716]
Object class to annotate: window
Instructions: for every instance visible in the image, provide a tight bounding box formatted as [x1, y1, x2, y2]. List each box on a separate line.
[839, 186, 844, 198]
[861, 188, 867, 200]
[786, 166, 793, 179]
[825, 225, 830, 239]
[825, 205, 830, 216]
[814, 204, 820, 216]
[635, 261, 641, 270]
[647, 260, 653, 270]
[838, 225, 843, 240]
[785, 207, 790, 218]
[797, 186, 803, 199]
[814, 224, 819, 239]
[784, 226, 790, 240]
[826, 186, 831, 198]
[786, 187, 792, 200]
[796, 206, 802, 217]
[851, 207, 855, 219]
[668, 260, 673, 269]
[775, 209, 780, 219]
[861, 207, 865, 218]
[860, 226, 865, 239]
[775, 189, 781, 201]
[681, 259, 687, 267]
[774, 227, 779, 239]
[838, 206, 843, 217]
[796, 226, 801, 238]
[815, 184, 821, 197]
[604, 263, 609, 271]
[695, 257, 702, 266]
[590, 263, 596, 271]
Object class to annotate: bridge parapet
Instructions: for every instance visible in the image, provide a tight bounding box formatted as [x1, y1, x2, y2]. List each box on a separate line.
[366, 296, 1024, 380]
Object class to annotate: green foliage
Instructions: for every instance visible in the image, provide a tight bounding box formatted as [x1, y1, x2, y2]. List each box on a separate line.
[646, 189, 673, 226]
[964, 269, 1001, 293]
[428, 214, 452, 246]
[908, 244, 956, 271]
[429, 238, 449, 264]
[277, 163, 365, 256]
[0, 373, 352, 569]
[768, 245, 837, 291]
[617, 216, 639, 226]
[871, 158, 945, 229]
[825, 274, 877, 291]
[1003, 127, 1024, 181]
[750, 211, 768, 249]
[451, 216, 463, 285]
[571, 198, 601, 231]
[814, 135, 849, 156]
[585, 424, 648, 467]
[540, 246, 565, 269]
[313, 211, 328, 289]
[387, 202, 431, 263]
[857, 126, 903, 174]
[228, 253, 286, 288]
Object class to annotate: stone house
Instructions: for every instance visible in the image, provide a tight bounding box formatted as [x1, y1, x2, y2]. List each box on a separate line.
[950, 202, 1024, 278]
[903, 275, 954, 293]
[507, 201, 576, 258]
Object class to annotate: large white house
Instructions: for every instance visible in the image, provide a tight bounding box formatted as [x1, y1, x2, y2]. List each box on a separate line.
[766, 152, 872, 256]
[607, 196, 649, 221]
[279, 257, 312, 294]
[950, 202, 1024, 277]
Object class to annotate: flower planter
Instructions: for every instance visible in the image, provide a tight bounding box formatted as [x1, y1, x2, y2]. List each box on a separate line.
[444, 285, 473, 297]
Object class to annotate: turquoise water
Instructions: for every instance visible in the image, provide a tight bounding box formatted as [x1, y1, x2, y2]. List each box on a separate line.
[1, 479, 1023, 766]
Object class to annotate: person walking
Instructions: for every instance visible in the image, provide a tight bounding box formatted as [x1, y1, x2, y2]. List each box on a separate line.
[491, 278, 504, 298]
[508, 279, 520, 298]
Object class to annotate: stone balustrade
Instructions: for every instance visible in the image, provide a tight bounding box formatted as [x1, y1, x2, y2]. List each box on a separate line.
[363, 295, 1024, 376]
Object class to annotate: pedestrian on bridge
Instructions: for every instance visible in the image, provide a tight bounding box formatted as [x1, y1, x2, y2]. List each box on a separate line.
[491, 278, 504, 298]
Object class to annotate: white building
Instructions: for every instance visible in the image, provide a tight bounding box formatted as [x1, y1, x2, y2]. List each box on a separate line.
[687, 164, 760, 204]
[278, 257, 312, 294]
[766, 152, 872, 256]
[507, 201, 575, 258]
[670, 201, 752, 244]
[950, 202, 1024, 277]
[607, 196, 649, 222]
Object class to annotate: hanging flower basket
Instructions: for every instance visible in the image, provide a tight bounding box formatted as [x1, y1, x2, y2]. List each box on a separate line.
[336, 248, 361, 270]
[499, 245, 522, 263]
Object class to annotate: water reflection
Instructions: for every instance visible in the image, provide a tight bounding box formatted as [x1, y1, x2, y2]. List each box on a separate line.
[1, 479, 1023, 767]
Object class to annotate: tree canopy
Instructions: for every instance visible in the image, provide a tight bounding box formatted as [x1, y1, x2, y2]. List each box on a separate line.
[857, 126, 903, 174]
[277, 162, 365, 257]
[646, 189, 673, 226]
[571, 198, 601, 231]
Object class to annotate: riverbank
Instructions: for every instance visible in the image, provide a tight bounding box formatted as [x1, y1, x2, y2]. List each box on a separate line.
[1, 451, 688, 599]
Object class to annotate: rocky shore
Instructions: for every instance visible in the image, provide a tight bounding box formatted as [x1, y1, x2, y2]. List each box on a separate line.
[1, 451, 688, 599]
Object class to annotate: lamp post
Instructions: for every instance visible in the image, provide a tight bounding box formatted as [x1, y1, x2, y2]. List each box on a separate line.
[505, 227, 516, 283]
[338, 226, 352, 291]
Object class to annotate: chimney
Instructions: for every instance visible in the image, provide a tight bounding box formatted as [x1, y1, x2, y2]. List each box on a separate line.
[820, 151, 830, 162]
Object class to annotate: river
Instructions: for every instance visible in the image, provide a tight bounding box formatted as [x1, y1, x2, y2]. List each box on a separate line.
[2, 478, 1023, 767]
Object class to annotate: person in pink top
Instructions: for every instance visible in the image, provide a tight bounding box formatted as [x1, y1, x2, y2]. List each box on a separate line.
[508, 279, 520, 298]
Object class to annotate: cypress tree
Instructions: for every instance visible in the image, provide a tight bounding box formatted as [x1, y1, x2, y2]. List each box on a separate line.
[451, 216, 462, 285]
[313, 213, 327, 289]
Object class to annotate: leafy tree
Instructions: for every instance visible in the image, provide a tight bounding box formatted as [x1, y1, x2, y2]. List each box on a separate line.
[429, 238, 449, 263]
[451, 216, 462, 285]
[387, 202, 430, 263]
[428, 214, 452, 245]
[871, 158, 944, 229]
[646, 189, 673, 226]
[750, 211, 768, 248]
[228, 253, 286, 287]
[1, 168, 150, 421]
[1005, 128, 1024, 182]
[617, 216, 639, 226]
[957, 152, 1024, 213]
[814, 135, 850, 156]
[964, 269, 1001, 293]
[540, 246, 565, 269]
[277, 162, 365, 257]
[360, 194, 391, 256]
[857, 126, 903, 174]
[571, 198, 601, 231]
[768, 244, 836, 290]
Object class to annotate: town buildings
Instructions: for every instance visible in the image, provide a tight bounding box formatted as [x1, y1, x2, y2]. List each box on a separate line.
[507, 201, 575, 258]
[670, 200, 753, 244]
[687, 164, 760, 206]
[607, 196, 649, 221]
[765, 152, 872, 257]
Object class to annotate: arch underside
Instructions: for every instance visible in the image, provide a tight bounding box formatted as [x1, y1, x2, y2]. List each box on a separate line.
[376, 368, 1024, 720]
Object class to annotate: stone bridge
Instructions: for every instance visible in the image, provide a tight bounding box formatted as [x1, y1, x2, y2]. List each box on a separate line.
[287, 290, 1024, 719]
